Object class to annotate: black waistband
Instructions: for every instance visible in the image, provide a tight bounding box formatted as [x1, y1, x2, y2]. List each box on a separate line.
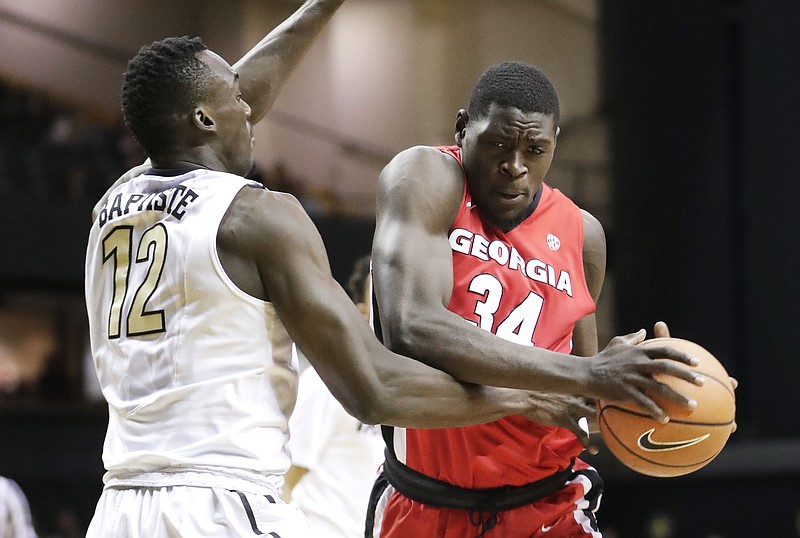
[382, 449, 574, 512]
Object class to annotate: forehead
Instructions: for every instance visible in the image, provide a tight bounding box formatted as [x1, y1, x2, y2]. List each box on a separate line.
[472, 103, 556, 137]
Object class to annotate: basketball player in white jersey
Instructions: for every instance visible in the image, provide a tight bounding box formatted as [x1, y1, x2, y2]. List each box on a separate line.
[0, 476, 37, 537]
[83, 2, 606, 536]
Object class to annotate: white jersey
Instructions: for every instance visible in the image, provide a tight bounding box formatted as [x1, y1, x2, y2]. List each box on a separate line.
[0, 477, 37, 538]
[85, 168, 297, 494]
[288, 364, 384, 538]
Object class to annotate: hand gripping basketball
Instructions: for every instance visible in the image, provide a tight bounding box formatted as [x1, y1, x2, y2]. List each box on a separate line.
[598, 337, 736, 477]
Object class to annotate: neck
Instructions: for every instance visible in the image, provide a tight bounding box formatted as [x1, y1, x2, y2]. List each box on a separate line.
[149, 159, 210, 172]
[151, 144, 228, 173]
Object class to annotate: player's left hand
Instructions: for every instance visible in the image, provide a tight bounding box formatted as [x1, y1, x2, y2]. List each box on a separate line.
[520, 392, 600, 454]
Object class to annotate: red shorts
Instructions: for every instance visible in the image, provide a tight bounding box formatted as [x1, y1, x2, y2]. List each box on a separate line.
[369, 462, 604, 538]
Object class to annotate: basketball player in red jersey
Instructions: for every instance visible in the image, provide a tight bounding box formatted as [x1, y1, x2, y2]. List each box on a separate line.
[367, 62, 707, 537]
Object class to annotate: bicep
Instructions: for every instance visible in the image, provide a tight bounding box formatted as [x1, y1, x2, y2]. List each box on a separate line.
[572, 314, 599, 357]
[252, 196, 385, 417]
[371, 148, 462, 349]
[574, 210, 606, 356]
[581, 209, 607, 303]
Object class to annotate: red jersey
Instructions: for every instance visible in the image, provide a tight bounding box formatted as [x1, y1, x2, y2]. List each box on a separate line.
[389, 146, 596, 489]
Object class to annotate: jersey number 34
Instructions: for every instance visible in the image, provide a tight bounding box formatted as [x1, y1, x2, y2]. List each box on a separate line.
[467, 273, 543, 346]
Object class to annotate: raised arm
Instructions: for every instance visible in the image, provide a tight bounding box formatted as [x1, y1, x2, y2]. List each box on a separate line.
[220, 186, 541, 428]
[372, 146, 705, 422]
[233, 0, 345, 124]
[93, 1, 343, 220]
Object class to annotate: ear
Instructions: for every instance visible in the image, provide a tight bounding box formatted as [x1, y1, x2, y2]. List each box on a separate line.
[554, 125, 560, 148]
[454, 109, 469, 147]
[192, 106, 217, 133]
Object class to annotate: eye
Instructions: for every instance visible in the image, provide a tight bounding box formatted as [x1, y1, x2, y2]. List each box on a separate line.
[527, 146, 545, 155]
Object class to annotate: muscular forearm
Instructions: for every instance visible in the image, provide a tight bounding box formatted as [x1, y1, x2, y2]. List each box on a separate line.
[372, 364, 536, 428]
[234, 0, 345, 123]
[386, 307, 586, 395]
[279, 285, 536, 429]
[289, 312, 529, 429]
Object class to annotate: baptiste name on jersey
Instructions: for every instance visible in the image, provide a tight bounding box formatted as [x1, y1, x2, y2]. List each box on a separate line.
[97, 185, 200, 227]
[449, 227, 574, 297]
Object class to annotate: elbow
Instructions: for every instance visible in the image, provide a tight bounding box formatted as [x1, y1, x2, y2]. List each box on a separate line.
[383, 313, 430, 359]
[339, 390, 391, 426]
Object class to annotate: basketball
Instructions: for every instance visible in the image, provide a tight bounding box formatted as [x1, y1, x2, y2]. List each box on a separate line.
[598, 337, 735, 477]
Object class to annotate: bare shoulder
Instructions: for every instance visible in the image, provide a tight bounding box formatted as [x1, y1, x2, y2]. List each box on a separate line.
[380, 145, 462, 189]
[221, 186, 316, 252]
[378, 145, 464, 228]
[580, 208, 607, 299]
[217, 184, 331, 302]
[581, 209, 605, 248]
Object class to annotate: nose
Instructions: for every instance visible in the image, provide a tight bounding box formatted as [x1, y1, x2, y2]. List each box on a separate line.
[500, 151, 527, 179]
[242, 99, 252, 119]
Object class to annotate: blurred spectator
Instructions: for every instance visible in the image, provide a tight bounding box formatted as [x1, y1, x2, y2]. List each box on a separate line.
[0, 78, 349, 215]
[0, 476, 37, 537]
[0, 309, 57, 401]
[0, 79, 144, 203]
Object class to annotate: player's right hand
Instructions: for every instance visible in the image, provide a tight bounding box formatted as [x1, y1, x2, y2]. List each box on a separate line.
[653, 320, 738, 432]
[587, 329, 705, 424]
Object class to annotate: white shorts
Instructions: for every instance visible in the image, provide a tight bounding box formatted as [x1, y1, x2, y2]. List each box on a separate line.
[86, 485, 314, 538]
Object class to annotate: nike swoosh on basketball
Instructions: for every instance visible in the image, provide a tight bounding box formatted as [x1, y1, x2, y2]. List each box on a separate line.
[637, 428, 710, 451]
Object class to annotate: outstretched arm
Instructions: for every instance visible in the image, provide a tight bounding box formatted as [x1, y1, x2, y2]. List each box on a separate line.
[222, 186, 551, 428]
[233, 0, 345, 124]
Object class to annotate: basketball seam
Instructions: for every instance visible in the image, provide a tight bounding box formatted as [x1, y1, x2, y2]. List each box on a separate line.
[701, 372, 736, 399]
[598, 405, 734, 427]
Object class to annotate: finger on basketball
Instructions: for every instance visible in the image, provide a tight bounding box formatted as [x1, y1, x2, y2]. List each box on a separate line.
[616, 328, 647, 346]
[630, 394, 669, 424]
[653, 321, 671, 338]
[648, 378, 698, 411]
[643, 344, 700, 368]
[649, 359, 706, 386]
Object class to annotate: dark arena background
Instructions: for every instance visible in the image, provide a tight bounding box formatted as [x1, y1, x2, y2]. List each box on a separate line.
[1, 1, 798, 536]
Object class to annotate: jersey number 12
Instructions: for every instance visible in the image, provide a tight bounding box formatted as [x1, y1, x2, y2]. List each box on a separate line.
[102, 224, 168, 338]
